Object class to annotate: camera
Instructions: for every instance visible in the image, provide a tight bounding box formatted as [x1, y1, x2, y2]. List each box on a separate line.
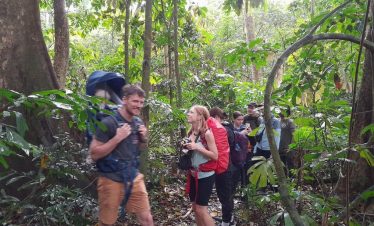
[180, 137, 191, 153]
[181, 137, 191, 146]
[132, 124, 140, 135]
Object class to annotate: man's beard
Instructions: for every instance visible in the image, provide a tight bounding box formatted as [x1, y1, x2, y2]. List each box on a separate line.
[125, 106, 140, 116]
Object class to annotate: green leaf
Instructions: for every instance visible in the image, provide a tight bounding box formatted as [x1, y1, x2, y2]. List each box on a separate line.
[32, 89, 66, 97]
[304, 153, 321, 162]
[5, 128, 32, 154]
[248, 38, 262, 49]
[349, 218, 361, 226]
[361, 189, 374, 201]
[0, 171, 16, 182]
[15, 112, 28, 137]
[360, 123, 374, 136]
[52, 101, 73, 110]
[359, 149, 374, 167]
[0, 88, 21, 101]
[17, 180, 40, 191]
[249, 159, 268, 188]
[269, 211, 283, 225]
[6, 175, 27, 186]
[284, 212, 295, 226]
[0, 156, 9, 169]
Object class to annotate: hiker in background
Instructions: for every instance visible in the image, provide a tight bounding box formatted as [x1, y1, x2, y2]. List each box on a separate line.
[209, 107, 236, 226]
[253, 113, 281, 159]
[232, 111, 246, 132]
[232, 111, 251, 188]
[243, 102, 262, 132]
[89, 85, 154, 226]
[243, 102, 262, 152]
[243, 104, 262, 186]
[279, 107, 296, 173]
[184, 105, 218, 226]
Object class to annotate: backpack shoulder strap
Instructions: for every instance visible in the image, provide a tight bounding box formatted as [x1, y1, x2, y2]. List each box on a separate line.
[109, 111, 126, 127]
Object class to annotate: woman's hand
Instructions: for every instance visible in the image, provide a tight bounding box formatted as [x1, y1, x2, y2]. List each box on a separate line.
[185, 141, 201, 151]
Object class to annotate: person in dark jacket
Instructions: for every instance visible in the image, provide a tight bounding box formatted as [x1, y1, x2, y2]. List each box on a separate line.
[279, 108, 296, 172]
[243, 102, 262, 132]
[210, 107, 237, 226]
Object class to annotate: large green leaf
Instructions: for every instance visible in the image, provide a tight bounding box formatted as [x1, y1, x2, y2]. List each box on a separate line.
[5, 128, 32, 155]
[0, 89, 21, 103]
[249, 158, 270, 188]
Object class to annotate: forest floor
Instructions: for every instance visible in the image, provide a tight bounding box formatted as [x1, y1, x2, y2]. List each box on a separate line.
[118, 155, 281, 226]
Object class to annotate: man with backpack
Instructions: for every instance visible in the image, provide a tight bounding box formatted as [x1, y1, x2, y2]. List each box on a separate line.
[89, 85, 154, 226]
[253, 113, 281, 159]
[210, 107, 244, 226]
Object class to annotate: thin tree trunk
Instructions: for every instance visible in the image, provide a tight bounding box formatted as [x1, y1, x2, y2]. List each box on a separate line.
[310, 0, 315, 18]
[160, 0, 174, 105]
[140, 0, 152, 175]
[53, 0, 69, 88]
[173, 0, 182, 107]
[243, 0, 260, 81]
[124, 0, 131, 81]
[168, 45, 174, 105]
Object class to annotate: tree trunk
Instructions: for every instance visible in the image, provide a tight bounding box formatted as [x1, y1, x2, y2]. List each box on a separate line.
[160, 0, 174, 105]
[124, 0, 131, 81]
[243, 0, 260, 81]
[0, 0, 63, 200]
[0, 0, 60, 146]
[173, 0, 182, 107]
[310, 0, 315, 18]
[168, 44, 174, 105]
[336, 0, 374, 205]
[140, 0, 152, 175]
[53, 0, 69, 88]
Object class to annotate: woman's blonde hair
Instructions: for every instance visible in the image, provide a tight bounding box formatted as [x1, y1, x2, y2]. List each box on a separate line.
[188, 105, 210, 135]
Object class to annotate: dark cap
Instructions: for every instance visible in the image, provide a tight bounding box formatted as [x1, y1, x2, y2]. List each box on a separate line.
[247, 102, 257, 108]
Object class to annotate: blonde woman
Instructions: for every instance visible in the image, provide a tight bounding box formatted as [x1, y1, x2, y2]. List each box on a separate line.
[184, 105, 218, 226]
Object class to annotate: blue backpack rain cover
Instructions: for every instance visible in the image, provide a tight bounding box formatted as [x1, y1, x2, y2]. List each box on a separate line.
[85, 71, 126, 145]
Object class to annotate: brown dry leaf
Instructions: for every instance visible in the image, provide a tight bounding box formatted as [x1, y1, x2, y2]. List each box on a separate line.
[210, 211, 219, 217]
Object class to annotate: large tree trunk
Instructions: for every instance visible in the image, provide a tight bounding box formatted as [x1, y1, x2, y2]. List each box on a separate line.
[0, 0, 59, 146]
[140, 0, 152, 175]
[0, 0, 62, 200]
[124, 0, 131, 81]
[53, 0, 69, 88]
[336, 0, 374, 204]
[173, 0, 182, 107]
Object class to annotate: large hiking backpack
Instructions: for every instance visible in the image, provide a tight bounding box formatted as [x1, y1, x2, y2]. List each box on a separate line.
[231, 131, 248, 167]
[199, 117, 230, 174]
[222, 122, 249, 168]
[85, 71, 126, 145]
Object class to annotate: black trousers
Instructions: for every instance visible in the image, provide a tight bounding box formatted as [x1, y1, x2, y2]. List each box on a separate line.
[254, 148, 271, 159]
[215, 169, 233, 223]
[230, 164, 242, 194]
